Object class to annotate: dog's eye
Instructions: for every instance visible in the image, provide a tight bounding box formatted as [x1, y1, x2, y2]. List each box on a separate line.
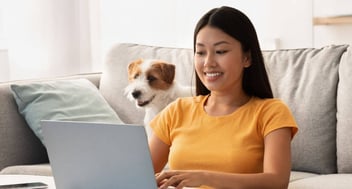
[133, 74, 139, 79]
[147, 75, 157, 82]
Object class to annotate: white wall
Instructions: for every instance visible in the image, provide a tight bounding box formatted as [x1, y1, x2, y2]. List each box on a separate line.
[0, 49, 9, 81]
[100, 0, 313, 53]
[0, 0, 95, 81]
[313, 0, 352, 47]
[4, 1, 76, 80]
[1, 0, 351, 82]
[0, 3, 9, 82]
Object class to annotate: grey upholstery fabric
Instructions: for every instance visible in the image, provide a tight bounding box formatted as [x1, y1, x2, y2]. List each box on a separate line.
[263, 45, 348, 174]
[99, 43, 194, 125]
[288, 174, 352, 189]
[0, 84, 49, 171]
[337, 46, 352, 173]
[289, 171, 318, 182]
[0, 164, 52, 176]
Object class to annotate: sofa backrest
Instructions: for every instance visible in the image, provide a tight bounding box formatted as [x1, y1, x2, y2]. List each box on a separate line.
[100, 43, 352, 174]
[263, 45, 349, 174]
[0, 73, 101, 171]
[337, 46, 352, 173]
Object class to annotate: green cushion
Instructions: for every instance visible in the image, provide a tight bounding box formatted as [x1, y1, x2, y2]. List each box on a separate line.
[10, 79, 123, 145]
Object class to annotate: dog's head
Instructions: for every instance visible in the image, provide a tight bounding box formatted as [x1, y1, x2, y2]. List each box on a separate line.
[125, 59, 176, 108]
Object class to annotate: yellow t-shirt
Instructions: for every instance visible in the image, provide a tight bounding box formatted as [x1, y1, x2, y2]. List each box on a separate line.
[150, 95, 298, 173]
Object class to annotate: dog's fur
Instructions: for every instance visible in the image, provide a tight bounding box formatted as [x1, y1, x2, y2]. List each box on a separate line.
[125, 59, 192, 137]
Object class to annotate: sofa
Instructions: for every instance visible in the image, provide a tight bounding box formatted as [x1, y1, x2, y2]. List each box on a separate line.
[1, 43, 352, 188]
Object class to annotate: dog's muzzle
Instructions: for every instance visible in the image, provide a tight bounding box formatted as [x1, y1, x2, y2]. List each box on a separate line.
[132, 90, 155, 107]
[132, 90, 142, 99]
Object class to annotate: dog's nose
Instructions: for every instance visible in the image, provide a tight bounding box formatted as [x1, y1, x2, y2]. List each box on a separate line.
[132, 90, 141, 99]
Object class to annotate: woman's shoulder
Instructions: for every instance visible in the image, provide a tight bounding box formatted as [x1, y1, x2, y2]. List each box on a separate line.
[250, 97, 298, 137]
[174, 95, 207, 105]
[166, 95, 206, 110]
[250, 97, 290, 111]
[251, 97, 286, 105]
[163, 95, 206, 115]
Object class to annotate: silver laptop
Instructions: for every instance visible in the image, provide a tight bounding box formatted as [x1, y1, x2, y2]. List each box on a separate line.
[41, 120, 157, 189]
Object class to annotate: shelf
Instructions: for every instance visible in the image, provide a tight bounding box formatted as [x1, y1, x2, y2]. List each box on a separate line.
[313, 15, 352, 25]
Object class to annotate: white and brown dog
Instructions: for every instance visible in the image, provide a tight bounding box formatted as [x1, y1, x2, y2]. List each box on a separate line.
[125, 59, 192, 137]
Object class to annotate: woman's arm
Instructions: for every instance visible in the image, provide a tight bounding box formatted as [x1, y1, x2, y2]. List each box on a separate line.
[156, 127, 293, 189]
[149, 132, 170, 173]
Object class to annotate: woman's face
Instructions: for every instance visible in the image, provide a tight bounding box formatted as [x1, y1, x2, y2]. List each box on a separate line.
[194, 26, 251, 94]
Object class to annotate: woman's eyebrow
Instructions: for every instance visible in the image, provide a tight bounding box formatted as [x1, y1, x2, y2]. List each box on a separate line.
[195, 43, 205, 47]
[196, 41, 230, 47]
[214, 41, 230, 46]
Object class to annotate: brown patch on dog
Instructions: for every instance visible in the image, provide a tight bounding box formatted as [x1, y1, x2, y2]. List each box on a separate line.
[127, 59, 143, 82]
[147, 61, 175, 90]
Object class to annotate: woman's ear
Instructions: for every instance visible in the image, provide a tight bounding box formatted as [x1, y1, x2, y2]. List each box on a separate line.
[243, 52, 251, 68]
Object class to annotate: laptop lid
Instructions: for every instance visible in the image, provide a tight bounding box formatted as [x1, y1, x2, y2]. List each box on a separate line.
[41, 120, 157, 189]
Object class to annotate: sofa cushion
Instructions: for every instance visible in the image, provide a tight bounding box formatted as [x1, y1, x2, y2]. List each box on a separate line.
[0, 83, 49, 171]
[337, 46, 352, 173]
[99, 43, 194, 124]
[289, 171, 318, 182]
[0, 164, 52, 176]
[263, 45, 348, 174]
[288, 174, 352, 189]
[10, 79, 123, 145]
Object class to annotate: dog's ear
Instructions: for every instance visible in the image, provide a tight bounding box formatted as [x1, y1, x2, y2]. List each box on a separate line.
[127, 59, 143, 81]
[152, 62, 175, 84]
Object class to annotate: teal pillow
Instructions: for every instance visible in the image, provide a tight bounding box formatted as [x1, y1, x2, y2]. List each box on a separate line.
[10, 79, 123, 145]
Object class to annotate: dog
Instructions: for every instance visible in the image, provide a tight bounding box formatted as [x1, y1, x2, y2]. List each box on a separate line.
[125, 59, 192, 137]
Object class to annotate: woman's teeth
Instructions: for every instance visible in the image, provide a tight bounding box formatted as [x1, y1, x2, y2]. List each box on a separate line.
[206, 72, 222, 77]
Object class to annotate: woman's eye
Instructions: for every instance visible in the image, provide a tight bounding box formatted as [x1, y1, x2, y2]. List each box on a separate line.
[216, 50, 227, 54]
[195, 51, 205, 56]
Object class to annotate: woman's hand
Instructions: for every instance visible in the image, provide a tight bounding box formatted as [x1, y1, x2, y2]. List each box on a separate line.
[155, 170, 206, 189]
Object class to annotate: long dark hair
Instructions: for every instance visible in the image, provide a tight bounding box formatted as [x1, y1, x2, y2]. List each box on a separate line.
[193, 6, 273, 98]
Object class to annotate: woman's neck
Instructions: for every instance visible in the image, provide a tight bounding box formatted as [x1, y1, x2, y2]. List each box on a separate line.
[204, 91, 251, 116]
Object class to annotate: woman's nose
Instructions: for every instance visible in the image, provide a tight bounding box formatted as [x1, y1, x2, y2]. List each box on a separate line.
[204, 54, 216, 67]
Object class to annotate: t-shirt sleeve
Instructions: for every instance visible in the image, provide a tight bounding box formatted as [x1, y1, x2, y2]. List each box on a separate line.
[149, 100, 178, 146]
[260, 99, 298, 138]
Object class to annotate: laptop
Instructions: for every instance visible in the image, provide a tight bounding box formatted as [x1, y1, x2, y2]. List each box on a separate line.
[41, 120, 158, 189]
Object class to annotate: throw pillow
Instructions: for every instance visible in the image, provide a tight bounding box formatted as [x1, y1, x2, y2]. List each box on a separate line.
[10, 79, 123, 145]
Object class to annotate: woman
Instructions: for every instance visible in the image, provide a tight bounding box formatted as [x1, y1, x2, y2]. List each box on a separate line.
[149, 6, 298, 189]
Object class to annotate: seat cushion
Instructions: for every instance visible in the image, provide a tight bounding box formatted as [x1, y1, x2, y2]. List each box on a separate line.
[288, 174, 352, 189]
[263, 45, 348, 174]
[289, 171, 318, 182]
[0, 164, 52, 176]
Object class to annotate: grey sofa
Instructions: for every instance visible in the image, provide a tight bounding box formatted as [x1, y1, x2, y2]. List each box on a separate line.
[1, 43, 352, 188]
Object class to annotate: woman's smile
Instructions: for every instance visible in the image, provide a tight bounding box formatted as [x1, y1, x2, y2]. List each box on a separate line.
[204, 71, 223, 81]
